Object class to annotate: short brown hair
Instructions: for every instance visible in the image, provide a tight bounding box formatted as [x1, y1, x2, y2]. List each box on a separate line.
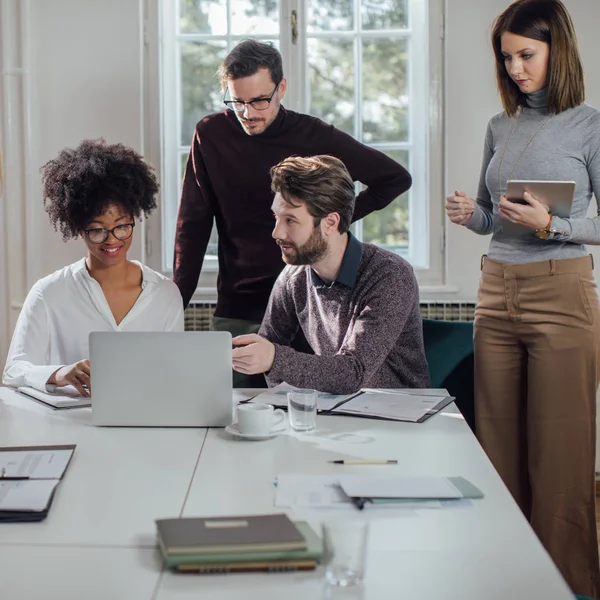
[270, 155, 355, 234]
[491, 0, 584, 116]
[217, 39, 283, 91]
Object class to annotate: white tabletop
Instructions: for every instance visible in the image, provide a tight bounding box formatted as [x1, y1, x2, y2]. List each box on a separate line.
[0, 388, 205, 547]
[0, 545, 162, 600]
[0, 387, 574, 600]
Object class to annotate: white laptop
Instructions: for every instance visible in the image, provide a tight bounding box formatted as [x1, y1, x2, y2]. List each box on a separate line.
[89, 331, 233, 427]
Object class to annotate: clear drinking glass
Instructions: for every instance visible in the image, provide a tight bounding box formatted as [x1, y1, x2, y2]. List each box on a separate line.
[287, 389, 317, 432]
[322, 520, 369, 586]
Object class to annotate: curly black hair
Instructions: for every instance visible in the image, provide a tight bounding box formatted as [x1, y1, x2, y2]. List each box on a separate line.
[41, 139, 159, 241]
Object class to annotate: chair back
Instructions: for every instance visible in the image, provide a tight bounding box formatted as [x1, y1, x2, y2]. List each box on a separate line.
[422, 318, 475, 432]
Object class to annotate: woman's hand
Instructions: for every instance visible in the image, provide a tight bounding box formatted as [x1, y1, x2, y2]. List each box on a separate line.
[498, 191, 550, 230]
[446, 190, 475, 225]
[48, 360, 91, 396]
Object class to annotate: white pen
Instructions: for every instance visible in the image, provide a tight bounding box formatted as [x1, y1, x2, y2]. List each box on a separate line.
[329, 459, 398, 465]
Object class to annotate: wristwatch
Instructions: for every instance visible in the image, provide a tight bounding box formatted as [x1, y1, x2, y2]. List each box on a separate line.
[534, 214, 553, 239]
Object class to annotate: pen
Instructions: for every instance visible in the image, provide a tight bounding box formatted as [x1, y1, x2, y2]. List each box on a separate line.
[0, 477, 30, 481]
[329, 459, 398, 465]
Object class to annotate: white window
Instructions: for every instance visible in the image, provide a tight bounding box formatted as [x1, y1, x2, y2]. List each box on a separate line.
[152, 0, 444, 294]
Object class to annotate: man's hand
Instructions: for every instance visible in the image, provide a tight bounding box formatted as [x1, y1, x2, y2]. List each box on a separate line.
[48, 360, 91, 397]
[232, 334, 275, 375]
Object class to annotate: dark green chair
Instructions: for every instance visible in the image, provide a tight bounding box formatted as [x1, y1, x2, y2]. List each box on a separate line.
[422, 318, 475, 433]
[575, 595, 596, 599]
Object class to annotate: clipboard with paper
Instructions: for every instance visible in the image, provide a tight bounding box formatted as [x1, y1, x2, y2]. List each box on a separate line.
[250, 384, 455, 423]
[337, 475, 484, 510]
[0, 445, 76, 522]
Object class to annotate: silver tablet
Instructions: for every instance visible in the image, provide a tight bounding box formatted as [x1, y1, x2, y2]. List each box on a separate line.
[505, 180, 575, 218]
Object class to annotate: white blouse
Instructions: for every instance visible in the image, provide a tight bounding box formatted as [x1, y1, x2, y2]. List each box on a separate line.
[3, 259, 185, 391]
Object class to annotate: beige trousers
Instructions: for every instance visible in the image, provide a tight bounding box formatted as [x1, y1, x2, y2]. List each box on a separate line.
[475, 254, 600, 598]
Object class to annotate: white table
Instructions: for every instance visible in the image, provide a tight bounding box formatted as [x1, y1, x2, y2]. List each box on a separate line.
[0, 387, 574, 600]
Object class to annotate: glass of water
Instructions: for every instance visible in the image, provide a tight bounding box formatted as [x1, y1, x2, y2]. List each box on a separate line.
[322, 520, 369, 586]
[287, 388, 317, 431]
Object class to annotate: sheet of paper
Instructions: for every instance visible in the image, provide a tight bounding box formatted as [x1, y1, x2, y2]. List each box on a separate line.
[275, 474, 444, 510]
[252, 382, 358, 411]
[0, 480, 59, 512]
[17, 386, 91, 408]
[0, 447, 74, 479]
[336, 392, 450, 422]
[275, 474, 350, 508]
[337, 475, 465, 499]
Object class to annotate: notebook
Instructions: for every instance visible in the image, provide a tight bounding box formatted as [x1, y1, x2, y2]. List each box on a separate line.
[160, 521, 322, 569]
[17, 386, 91, 409]
[0, 445, 76, 522]
[156, 513, 307, 555]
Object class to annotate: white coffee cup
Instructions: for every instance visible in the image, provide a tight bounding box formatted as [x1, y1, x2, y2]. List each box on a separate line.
[236, 403, 285, 436]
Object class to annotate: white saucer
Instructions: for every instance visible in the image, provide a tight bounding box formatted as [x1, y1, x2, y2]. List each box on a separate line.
[225, 422, 286, 441]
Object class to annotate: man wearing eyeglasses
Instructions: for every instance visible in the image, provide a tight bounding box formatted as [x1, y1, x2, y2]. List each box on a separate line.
[174, 39, 412, 387]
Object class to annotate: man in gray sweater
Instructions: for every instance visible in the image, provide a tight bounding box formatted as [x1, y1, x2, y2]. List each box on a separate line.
[231, 155, 429, 394]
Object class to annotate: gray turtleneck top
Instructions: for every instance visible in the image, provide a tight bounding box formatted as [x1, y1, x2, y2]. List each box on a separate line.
[466, 88, 600, 263]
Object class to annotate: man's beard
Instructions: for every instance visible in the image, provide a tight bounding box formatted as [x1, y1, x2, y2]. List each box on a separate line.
[278, 226, 328, 265]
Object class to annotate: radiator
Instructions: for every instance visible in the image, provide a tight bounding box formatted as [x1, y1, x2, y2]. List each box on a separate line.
[184, 302, 476, 331]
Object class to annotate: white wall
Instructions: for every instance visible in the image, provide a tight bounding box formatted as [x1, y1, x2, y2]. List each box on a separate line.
[0, 0, 145, 365]
[0, 0, 599, 361]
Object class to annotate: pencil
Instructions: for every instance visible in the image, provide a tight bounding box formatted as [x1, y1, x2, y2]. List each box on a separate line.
[329, 459, 398, 465]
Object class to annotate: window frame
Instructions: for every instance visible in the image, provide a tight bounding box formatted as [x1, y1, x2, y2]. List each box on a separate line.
[144, 0, 445, 298]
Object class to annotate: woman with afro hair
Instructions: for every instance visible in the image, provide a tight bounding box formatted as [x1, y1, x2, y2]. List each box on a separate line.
[3, 139, 183, 396]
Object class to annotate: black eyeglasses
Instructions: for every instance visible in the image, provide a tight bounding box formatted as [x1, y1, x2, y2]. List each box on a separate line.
[84, 222, 135, 244]
[224, 83, 280, 113]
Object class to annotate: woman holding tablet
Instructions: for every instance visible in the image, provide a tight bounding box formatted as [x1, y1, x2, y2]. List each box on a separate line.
[3, 140, 184, 396]
[445, 0, 600, 595]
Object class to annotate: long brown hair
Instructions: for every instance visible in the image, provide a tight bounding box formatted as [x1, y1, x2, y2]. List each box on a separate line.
[492, 0, 584, 116]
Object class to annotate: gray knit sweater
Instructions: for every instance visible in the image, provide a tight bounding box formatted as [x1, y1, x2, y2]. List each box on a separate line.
[466, 88, 600, 263]
[259, 235, 430, 394]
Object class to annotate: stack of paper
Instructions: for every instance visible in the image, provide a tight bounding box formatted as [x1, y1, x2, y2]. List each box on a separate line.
[275, 474, 483, 512]
[155, 513, 323, 573]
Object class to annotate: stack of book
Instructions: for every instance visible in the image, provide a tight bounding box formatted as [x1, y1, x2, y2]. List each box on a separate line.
[155, 513, 323, 573]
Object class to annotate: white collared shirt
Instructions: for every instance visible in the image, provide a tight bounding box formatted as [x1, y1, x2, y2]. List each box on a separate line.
[3, 258, 185, 391]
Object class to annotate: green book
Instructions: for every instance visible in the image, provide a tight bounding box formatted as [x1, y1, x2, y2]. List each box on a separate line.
[159, 522, 323, 569]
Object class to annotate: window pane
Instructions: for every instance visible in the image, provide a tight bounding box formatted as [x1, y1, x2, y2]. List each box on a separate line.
[362, 38, 408, 143]
[180, 41, 227, 147]
[179, 0, 227, 35]
[361, 149, 409, 251]
[307, 0, 354, 32]
[231, 0, 279, 36]
[361, 0, 408, 31]
[307, 38, 354, 136]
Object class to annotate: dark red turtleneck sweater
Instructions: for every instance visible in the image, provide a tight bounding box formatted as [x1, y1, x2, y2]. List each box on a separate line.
[173, 106, 412, 321]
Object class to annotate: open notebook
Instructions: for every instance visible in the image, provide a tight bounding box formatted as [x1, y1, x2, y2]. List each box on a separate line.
[0, 445, 76, 522]
[17, 385, 91, 409]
